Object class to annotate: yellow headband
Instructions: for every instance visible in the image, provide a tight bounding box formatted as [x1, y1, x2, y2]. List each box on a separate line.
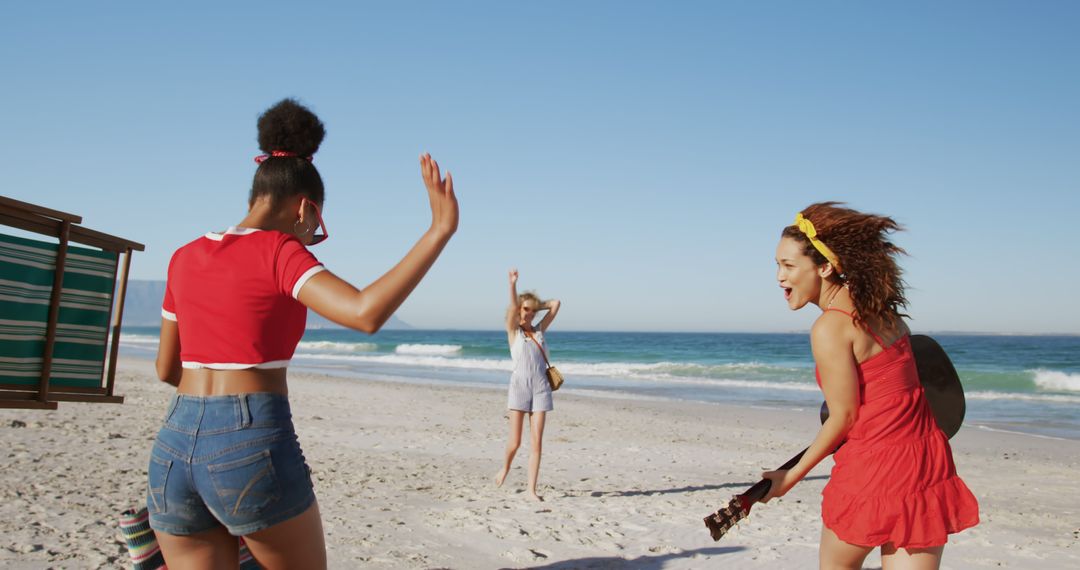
[794, 213, 843, 273]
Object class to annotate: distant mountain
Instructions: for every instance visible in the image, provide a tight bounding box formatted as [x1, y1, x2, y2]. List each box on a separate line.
[118, 280, 412, 330]
[120, 281, 170, 326]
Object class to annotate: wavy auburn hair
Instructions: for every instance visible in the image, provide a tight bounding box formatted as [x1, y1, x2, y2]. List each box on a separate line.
[781, 202, 909, 326]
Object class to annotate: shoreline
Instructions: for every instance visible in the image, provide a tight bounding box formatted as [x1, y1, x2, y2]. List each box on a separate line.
[299, 364, 1080, 443]
[292, 360, 1080, 443]
[120, 328, 1080, 442]
[2, 358, 1078, 568]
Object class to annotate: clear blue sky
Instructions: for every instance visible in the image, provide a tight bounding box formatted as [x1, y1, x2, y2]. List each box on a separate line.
[2, 1, 1077, 333]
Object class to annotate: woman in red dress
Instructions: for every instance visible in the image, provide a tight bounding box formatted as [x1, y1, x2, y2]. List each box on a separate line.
[762, 202, 979, 569]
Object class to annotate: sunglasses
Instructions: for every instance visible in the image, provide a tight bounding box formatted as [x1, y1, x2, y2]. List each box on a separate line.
[303, 198, 329, 246]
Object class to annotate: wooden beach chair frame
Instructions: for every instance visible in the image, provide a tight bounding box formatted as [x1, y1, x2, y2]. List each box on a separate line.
[0, 195, 144, 409]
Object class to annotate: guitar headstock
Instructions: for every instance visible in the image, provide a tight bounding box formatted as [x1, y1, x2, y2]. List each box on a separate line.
[703, 494, 752, 541]
[703, 447, 805, 541]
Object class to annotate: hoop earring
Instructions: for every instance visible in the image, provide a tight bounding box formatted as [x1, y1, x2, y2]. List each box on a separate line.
[294, 218, 313, 237]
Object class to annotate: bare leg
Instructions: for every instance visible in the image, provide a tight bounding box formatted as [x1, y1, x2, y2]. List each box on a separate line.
[156, 524, 240, 569]
[527, 411, 547, 501]
[820, 525, 873, 570]
[881, 542, 944, 570]
[242, 501, 327, 570]
[495, 410, 526, 487]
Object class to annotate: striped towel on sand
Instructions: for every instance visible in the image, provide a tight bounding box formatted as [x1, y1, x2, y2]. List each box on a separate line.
[119, 507, 260, 569]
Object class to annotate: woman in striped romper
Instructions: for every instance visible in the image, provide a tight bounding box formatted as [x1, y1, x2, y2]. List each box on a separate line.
[494, 268, 561, 501]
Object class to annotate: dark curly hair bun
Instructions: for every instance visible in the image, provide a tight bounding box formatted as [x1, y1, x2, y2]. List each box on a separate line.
[249, 98, 327, 207]
[257, 98, 326, 157]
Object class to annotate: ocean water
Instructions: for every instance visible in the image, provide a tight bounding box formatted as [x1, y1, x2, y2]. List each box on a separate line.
[119, 328, 1080, 440]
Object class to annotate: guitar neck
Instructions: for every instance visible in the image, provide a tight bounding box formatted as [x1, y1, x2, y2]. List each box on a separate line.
[707, 401, 841, 541]
[743, 446, 808, 503]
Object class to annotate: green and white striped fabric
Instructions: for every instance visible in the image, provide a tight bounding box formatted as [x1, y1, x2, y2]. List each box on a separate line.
[0, 233, 117, 389]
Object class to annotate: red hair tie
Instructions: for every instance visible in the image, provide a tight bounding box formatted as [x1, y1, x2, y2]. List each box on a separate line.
[254, 150, 313, 164]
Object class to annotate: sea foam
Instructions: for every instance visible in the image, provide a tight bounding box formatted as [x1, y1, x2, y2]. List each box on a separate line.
[966, 390, 1080, 404]
[119, 334, 160, 346]
[297, 340, 378, 352]
[286, 352, 816, 391]
[394, 344, 464, 356]
[1031, 369, 1080, 393]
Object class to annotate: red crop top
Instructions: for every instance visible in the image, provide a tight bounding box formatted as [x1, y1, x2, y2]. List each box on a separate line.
[161, 227, 325, 369]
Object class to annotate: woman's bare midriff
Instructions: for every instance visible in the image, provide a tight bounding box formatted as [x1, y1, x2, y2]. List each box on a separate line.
[177, 368, 289, 396]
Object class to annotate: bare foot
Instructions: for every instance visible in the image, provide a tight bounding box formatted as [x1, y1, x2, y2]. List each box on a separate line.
[494, 469, 508, 488]
[528, 492, 544, 502]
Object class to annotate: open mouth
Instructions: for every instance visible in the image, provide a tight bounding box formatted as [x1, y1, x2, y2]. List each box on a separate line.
[783, 287, 792, 300]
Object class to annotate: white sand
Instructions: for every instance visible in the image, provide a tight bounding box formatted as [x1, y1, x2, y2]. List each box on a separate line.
[2, 357, 1078, 569]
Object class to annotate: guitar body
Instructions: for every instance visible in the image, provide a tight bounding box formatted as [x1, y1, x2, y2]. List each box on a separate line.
[704, 334, 965, 541]
[910, 334, 965, 438]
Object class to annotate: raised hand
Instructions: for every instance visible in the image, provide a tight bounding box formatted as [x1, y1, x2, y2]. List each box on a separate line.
[509, 268, 519, 285]
[420, 153, 458, 238]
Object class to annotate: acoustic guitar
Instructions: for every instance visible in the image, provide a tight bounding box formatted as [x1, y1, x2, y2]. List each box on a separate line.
[703, 335, 964, 541]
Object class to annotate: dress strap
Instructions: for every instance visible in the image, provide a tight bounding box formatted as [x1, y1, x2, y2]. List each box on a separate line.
[521, 328, 551, 367]
[822, 308, 887, 348]
[864, 328, 887, 349]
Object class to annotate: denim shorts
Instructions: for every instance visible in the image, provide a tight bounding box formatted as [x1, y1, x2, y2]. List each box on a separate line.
[147, 393, 315, 536]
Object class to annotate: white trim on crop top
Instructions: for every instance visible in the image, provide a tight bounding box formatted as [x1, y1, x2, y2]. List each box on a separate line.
[159, 227, 325, 324]
[162, 226, 325, 370]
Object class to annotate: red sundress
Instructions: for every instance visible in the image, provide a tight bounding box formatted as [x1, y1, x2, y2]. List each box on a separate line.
[816, 310, 980, 548]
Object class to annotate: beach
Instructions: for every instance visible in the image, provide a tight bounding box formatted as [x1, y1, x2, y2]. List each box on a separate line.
[1, 358, 1078, 569]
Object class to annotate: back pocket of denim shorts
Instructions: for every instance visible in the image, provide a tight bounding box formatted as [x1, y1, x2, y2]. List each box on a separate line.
[148, 456, 172, 514]
[207, 449, 281, 515]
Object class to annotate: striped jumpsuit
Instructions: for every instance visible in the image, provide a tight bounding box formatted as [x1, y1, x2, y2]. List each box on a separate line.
[507, 328, 553, 412]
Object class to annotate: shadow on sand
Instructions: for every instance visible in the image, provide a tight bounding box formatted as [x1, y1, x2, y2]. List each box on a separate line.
[498, 546, 747, 570]
[579, 474, 830, 498]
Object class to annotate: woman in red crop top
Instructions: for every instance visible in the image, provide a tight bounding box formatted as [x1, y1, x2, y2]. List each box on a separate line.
[761, 203, 978, 569]
[150, 99, 458, 569]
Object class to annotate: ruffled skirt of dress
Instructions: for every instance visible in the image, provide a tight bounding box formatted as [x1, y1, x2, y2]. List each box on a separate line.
[821, 428, 980, 548]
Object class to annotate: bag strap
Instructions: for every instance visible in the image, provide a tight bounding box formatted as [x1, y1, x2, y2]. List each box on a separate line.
[521, 328, 552, 368]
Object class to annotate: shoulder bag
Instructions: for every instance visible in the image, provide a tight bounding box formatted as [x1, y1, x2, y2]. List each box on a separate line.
[522, 328, 564, 391]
